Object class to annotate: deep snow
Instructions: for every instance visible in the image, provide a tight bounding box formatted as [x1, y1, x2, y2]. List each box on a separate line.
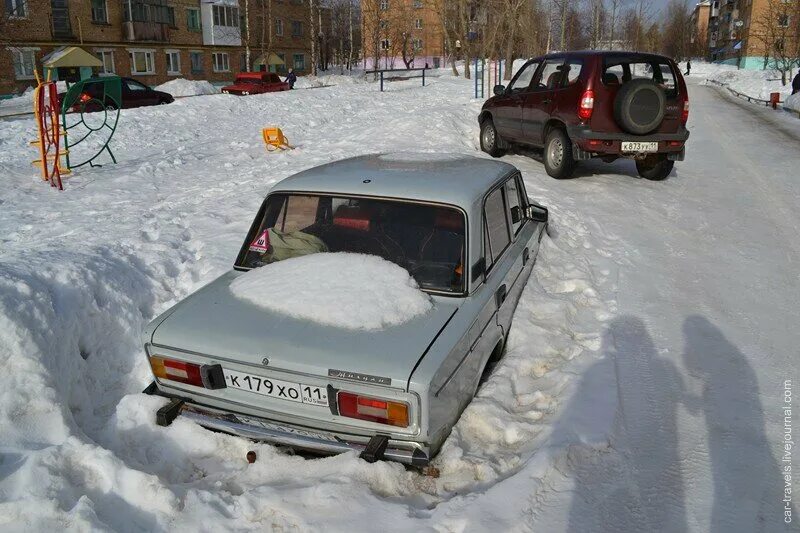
[0, 69, 796, 531]
[230, 252, 432, 330]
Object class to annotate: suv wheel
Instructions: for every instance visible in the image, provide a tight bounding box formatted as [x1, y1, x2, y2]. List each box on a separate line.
[480, 119, 506, 157]
[635, 155, 674, 181]
[543, 128, 577, 179]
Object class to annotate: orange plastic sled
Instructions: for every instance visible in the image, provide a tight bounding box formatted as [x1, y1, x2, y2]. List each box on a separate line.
[262, 127, 293, 151]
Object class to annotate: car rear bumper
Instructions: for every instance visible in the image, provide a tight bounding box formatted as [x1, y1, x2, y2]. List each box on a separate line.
[144, 382, 431, 466]
[567, 125, 691, 142]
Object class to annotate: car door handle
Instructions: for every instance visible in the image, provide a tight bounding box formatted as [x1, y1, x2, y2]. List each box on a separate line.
[542, 99, 552, 104]
[523, 247, 530, 266]
[496, 284, 507, 307]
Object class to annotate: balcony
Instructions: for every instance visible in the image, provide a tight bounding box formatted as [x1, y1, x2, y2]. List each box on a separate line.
[123, 0, 173, 42]
[200, 0, 242, 46]
[124, 21, 171, 42]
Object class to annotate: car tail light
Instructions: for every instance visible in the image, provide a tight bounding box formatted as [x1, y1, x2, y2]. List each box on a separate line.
[682, 98, 689, 124]
[149, 356, 204, 387]
[578, 89, 594, 121]
[79, 93, 92, 103]
[337, 391, 409, 427]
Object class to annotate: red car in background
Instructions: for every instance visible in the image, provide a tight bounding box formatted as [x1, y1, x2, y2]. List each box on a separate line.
[221, 72, 289, 95]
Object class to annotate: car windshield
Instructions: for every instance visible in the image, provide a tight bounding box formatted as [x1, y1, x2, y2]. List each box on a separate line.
[235, 194, 467, 293]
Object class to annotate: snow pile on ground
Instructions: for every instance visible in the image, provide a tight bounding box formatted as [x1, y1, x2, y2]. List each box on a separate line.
[785, 92, 800, 112]
[294, 71, 368, 89]
[230, 252, 432, 329]
[683, 60, 793, 100]
[0, 61, 794, 531]
[154, 78, 219, 97]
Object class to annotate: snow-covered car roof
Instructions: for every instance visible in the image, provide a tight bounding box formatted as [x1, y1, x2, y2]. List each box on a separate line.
[270, 153, 518, 210]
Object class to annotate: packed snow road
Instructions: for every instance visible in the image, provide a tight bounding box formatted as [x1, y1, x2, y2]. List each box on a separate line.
[0, 73, 796, 532]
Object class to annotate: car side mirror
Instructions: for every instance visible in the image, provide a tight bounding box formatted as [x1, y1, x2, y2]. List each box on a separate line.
[472, 258, 486, 282]
[510, 205, 522, 224]
[493, 84, 506, 96]
[526, 204, 548, 223]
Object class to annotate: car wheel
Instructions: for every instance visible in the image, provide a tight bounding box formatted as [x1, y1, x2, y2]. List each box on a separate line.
[543, 128, 577, 179]
[480, 118, 506, 158]
[635, 155, 674, 181]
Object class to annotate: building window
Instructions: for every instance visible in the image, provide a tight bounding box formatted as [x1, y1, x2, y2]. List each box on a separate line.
[415, 18, 422, 29]
[380, 39, 390, 50]
[190, 51, 203, 73]
[213, 52, 230, 72]
[379, 19, 387, 29]
[213, 5, 239, 27]
[129, 50, 155, 75]
[11, 48, 36, 79]
[95, 50, 115, 74]
[6, 0, 27, 17]
[91, 0, 107, 23]
[187, 8, 200, 30]
[275, 18, 284, 36]
[777, 14, 789, 27]
[380, 0, 388, 10]
[166, 6, 176, 27]
[293, 53, 305, 71]
[240, 52, 248, 71]
[413, 0, 422, 7]
[291, 20, 302, 36]
[166, 50, 180, 74]
[412, 38, 423, 50]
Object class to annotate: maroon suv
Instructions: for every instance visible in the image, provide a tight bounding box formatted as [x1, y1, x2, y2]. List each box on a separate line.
[479, 51, 690, 180]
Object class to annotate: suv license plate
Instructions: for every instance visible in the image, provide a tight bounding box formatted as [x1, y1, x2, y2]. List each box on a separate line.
[223, 369, 328, 407]
[621, 141, 659, 152]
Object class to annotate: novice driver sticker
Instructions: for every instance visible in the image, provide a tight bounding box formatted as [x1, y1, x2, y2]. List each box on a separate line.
[249, 229, 270, 253]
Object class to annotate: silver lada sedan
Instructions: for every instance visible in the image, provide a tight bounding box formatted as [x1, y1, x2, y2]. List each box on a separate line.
[142, 153, 548, 466]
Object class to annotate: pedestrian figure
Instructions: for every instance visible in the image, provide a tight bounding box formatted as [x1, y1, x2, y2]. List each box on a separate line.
[792, 70, 800, 94]
[685, 59, 691, 76]
[285, 68, 297, 90]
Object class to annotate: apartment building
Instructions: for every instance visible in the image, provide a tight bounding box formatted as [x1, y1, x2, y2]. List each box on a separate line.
[1, 0, 313, 96]
[707, 0, 800, 69]
[362, 0, 445, 70]
[690, 0, 712, 55]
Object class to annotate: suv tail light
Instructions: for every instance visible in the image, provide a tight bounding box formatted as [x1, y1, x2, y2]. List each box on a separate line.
[337, 391, 409, 427]
[578, 89, 594, 121]
[681, 98, 690, 124]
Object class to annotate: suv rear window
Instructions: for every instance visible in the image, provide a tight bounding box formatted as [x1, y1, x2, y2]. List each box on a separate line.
[601, 57, 678, 97]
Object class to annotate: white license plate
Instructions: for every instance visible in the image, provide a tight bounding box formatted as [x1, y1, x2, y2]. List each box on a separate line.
[223, 369, 328, 407]
[621, 141, 659, 152]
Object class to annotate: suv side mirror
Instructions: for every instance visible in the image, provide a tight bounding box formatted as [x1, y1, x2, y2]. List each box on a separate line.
[493, 84, 506, 96]
[526, 204, 548, 223]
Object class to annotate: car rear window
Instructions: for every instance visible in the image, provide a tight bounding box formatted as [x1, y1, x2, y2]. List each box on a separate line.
[236, 194, 467, 294]
[601, 57, 678, 97]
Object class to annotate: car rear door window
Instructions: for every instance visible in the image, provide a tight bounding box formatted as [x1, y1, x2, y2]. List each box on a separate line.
[563, 59, 583, 86]
[507, 62, 540, 94]
[533, 58, 566, 90]
[484, 187, 511, 266]
[602, 57, 678, 97]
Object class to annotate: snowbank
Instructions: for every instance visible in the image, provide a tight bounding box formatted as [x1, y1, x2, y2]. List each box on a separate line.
[683, 61, 793, 100]
[154, 78, 219, 97]
[230, 253, 432, 329]
[785, 92, 800, 112]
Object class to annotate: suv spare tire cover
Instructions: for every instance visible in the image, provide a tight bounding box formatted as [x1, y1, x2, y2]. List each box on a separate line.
[613, 78, 666, 135]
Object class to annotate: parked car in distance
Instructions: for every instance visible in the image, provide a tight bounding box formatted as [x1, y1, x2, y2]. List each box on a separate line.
[221, 72, 289, 95]
[141, 153, 549, 466]
[479, 51, 690, 180]
[59, 77, 174, 112]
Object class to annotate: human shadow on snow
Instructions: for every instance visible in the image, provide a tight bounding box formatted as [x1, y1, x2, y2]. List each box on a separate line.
[554, 315, 792, 532]
[554, 315, 689, 533]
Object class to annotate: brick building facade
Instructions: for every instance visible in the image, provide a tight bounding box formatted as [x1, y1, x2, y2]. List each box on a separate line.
[361, 0, 445, 70]
[1, 0, 314, 95]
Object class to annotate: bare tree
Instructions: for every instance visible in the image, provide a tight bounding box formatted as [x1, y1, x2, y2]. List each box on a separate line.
[752, 0, 800, 84]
